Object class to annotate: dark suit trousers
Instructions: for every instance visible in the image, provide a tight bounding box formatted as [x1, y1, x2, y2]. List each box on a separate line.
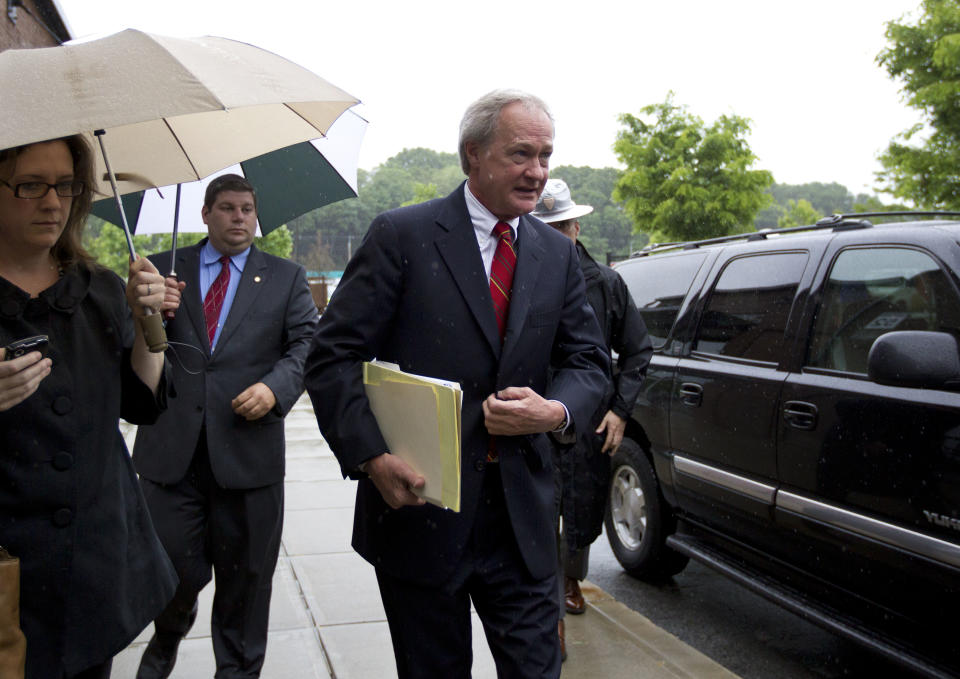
[140, 436, 283, 678]
[375, 468, 561, 679]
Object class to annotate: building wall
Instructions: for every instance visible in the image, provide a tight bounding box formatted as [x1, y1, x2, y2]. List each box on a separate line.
[0, 0, 71, 51]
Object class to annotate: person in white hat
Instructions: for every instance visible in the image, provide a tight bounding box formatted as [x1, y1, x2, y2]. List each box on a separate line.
[533, 178, 652, 659]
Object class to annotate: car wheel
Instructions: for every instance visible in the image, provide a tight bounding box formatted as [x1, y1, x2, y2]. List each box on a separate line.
[605, 438, 689, 579]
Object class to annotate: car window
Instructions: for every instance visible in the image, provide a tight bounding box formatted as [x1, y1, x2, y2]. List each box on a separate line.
[694, 252, 807, 362]
[617, 253, 707, 348]
[807, 247, 960, 374]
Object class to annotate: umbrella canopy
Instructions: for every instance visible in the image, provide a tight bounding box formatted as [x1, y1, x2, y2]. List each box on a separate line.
[91, 109, 367, 236]
[0, 28, 359, 198]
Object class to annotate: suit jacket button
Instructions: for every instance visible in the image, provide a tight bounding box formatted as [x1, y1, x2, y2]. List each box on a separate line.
[53, 508, 73, 527]
[52, 396, 72, 415]
[474, 459, 485, 472]
[52, 452, 74, 470]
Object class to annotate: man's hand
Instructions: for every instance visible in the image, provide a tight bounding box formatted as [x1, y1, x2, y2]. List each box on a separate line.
[596, 410, 627, 455]
[162, 276, 187, 320]
[364, 453, 426, 509]
[0, 349, 51, 412]
[231, 382, 277, 421]
[483, 386, 565, 435]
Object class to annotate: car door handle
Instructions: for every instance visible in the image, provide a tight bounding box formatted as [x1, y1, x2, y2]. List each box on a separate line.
[679, 382, 703, 407]
[783, 401, 818, 430]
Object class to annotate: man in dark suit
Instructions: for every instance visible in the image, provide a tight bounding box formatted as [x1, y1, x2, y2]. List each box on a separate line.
[304, 90, 609, 679]
[133, 174, 318, 679]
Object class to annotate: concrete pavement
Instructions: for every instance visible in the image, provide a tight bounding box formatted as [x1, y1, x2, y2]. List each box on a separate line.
[113, 396, 739, 679]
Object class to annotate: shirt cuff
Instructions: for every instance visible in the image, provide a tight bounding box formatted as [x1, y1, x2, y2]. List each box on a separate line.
[549, 400, 571, 434]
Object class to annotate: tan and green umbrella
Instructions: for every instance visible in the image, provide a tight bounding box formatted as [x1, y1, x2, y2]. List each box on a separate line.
[0, 28, 360, 349]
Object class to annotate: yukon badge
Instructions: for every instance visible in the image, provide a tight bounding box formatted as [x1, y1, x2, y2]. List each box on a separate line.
[923, 510, 960, 532]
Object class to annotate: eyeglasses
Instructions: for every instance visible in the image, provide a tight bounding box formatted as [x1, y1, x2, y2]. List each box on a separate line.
[0, 179, 85, 199]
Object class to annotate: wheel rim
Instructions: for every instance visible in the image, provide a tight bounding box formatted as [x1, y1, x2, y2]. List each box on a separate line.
[610, 464, 647, 550]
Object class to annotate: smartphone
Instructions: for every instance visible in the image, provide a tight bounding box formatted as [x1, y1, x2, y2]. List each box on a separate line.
[3, 335, 49, 360]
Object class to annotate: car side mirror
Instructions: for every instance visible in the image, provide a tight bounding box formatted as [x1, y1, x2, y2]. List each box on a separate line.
[867, 330, 960, 389]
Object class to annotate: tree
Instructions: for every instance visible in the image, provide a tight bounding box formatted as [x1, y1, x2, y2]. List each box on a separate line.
[777, 199, 822, 228]
[613, 94, 773, 244]
[402, 182, 441, 206]
[878, 1, 960, 208]
[550, 165, 642, 259]
[82, 219, 291, 277]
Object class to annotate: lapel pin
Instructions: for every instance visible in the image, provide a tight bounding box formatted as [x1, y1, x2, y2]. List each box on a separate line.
[254, 276, 262, 283]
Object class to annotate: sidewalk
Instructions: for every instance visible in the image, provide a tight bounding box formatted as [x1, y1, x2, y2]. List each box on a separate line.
[113, 396, 739, 679]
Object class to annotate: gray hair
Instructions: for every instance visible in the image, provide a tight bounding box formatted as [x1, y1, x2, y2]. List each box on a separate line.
[458, 89, 553, 175]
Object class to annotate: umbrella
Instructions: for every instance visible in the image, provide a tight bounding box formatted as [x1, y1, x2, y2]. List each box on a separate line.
[0, 29, 360, 350]
[0, 29, 358, 197]
[91, 108, 367, 238]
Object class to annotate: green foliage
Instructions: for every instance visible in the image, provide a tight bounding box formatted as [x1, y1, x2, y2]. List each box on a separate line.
[549, 165, 647, 259]
[402, 182, 442, 206]
[878, 0, 960, 208]
[754, 182, 905, 229]
[83, 217, 132, 275]
[254, 225, 293, 258]
[82, 216, 290, 276]
[286, 148, 464, 270]
[613, 94, 773, 244]
[777, 199, 822, 228]
[852, 195, 910, 213]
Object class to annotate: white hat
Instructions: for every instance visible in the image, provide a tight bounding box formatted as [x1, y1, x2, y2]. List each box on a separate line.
[532, 178, 594, 223]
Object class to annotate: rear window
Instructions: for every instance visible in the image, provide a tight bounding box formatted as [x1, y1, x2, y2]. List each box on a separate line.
[617, 252, 707, 347]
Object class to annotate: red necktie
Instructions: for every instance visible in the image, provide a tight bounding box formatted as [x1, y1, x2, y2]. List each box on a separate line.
[489, 222, 516, 341]
[203, 255, 231, 346]
[487, 222, 516, 462]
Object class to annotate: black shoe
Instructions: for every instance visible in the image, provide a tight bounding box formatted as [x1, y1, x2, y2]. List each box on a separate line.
[136, 630, 182, 679]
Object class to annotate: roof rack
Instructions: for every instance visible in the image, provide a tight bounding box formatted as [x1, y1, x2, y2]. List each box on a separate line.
[629, 211, 960, 257]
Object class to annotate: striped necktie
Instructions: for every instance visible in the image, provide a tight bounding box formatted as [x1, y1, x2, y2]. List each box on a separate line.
[489, 221, 516, 341]
[487, 222, 516, 463]
[203, 255, 231, 347]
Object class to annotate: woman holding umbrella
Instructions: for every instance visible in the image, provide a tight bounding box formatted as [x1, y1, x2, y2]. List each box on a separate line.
[0, 135, 180, 678]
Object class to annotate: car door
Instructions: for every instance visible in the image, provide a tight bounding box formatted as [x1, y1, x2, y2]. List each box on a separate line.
[616, 250, 712, 493]
[776, 237, 960, 629]
[670, 248, 809, 545]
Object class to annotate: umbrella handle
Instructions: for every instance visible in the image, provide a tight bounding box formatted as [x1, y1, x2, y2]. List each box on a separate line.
[163, 272, 178, 321]
[139, 314, 168, 352]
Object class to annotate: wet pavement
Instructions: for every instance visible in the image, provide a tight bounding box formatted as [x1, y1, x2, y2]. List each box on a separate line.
[113, 395, 739, 678]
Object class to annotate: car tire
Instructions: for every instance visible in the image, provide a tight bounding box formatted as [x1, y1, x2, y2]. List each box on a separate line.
[605, 438, 689, 579]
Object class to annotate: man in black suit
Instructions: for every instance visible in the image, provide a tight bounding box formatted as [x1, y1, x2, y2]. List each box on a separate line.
[133, 174, 318, 678]
[304, 90, 609, 679]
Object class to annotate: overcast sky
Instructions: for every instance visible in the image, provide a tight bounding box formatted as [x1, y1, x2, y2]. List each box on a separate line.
[57, 0, 922, 196]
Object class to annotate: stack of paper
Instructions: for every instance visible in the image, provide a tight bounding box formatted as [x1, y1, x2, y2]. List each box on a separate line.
[362, 361, 462, 511]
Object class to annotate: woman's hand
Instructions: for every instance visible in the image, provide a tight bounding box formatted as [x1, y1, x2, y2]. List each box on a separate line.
[125, 256, 168, 319]
[0, 349, 51, 411]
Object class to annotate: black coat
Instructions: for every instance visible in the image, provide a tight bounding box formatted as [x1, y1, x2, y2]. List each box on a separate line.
[560, 242, 652, 550]
[305, 184, 610, 584]
[0, 265, 177, 678]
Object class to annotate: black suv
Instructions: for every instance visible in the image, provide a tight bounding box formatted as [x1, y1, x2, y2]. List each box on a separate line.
[604, 213, 960, 677]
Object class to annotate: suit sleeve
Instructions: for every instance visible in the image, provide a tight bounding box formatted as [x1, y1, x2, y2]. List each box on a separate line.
[545, 238, 611, 434]
[304, 215, 400, 477]
[258, 265, 318, 417]
[608, 273, 652, 420]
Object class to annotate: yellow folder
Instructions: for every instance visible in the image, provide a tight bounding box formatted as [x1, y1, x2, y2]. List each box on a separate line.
[362, 361, 462, 511]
